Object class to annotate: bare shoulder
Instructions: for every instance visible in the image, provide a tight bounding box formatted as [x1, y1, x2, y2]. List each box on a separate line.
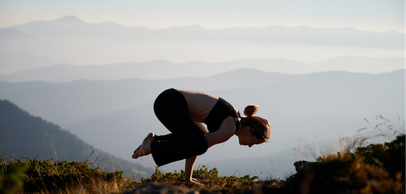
[220, 116, 239, 134]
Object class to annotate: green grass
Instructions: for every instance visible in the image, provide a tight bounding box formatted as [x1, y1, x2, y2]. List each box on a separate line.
[2, 134, 403, 193]
[1, 115, 405, 193]
[0, 157, 128, 194]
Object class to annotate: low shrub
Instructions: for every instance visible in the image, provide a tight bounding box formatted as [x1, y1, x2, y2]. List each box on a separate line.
[0, 157, 125, 193]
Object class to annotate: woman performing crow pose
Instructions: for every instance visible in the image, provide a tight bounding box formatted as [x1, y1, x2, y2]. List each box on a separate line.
[132, 88, 271, 186]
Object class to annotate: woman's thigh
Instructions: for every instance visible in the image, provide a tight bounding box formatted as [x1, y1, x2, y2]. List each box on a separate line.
[154, 88, 206, 139]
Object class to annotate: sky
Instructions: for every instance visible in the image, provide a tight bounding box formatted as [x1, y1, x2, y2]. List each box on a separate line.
[0, 0, 404, 176]
[0, 0, 404, 32]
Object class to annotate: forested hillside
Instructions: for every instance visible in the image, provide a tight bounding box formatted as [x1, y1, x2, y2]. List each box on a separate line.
[0, 99, 152, 179]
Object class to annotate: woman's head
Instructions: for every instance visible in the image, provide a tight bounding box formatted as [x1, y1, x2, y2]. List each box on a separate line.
[238, 105, 271, 145]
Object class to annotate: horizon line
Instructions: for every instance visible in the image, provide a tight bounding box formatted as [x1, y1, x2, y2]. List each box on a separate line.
[1, 15, 403, 34]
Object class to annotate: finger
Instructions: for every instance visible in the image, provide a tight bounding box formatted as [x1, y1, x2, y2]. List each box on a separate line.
[193, 181, 204, 186]
[192, 178, 204, 183]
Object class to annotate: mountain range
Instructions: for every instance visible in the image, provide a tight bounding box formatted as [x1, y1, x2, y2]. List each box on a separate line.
[0, 99, 152, 179]
[0, 69, 403, 175]
[0, 98, 359, 180]
[0, 15, 403, 178]
[0, 15, 403, 74]
[0, 57, 403, 82]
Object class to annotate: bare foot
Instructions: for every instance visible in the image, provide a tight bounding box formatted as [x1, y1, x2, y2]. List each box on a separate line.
[147, 133, 155, 141]
[132, 134, 153, 159]
[133, 145, 141, 156]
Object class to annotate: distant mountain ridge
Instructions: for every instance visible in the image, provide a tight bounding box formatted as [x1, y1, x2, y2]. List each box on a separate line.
[0, 28, 37, 40]
[0, 15, 403, 73]
[0, 57, 403, 82]
[53, 15, 84, 23]
[0, 68, 291, 126]
[0, 69, 402, 174]
[0, 99, 152, 179]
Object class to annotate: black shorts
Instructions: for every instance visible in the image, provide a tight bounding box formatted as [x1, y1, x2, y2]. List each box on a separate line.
[150, 88, 208, 166]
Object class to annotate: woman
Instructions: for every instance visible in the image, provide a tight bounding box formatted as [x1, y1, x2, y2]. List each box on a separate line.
[132, 88, 271, 186]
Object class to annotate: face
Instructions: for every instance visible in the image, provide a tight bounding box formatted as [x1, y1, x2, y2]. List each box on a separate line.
[238, 126, 265, 148]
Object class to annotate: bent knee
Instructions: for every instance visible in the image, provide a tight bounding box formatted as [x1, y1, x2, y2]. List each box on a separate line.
[194, 138, 208, 155]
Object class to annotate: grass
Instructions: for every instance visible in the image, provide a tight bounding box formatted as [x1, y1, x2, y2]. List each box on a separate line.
[1, 115, 405, 193]
[0, 157, 132, 194]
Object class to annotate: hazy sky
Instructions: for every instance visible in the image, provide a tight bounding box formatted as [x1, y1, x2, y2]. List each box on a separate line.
[0, 0, 404, 32]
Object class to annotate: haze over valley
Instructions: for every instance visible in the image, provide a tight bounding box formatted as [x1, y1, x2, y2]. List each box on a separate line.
[0, 12, 404, 179]
[0, 16, 403, 75]
[0, 69, 403, 177]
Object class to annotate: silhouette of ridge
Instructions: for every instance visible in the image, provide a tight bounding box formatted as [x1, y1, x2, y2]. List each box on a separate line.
[53, 15, 84, 23]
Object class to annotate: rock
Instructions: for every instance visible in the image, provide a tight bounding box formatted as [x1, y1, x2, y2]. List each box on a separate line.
[124, 182, 218, 194]
[241, 185, 298, 194]
[294, 161, 316, 174]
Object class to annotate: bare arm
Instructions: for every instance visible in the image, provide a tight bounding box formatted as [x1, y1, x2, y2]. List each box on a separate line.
[185, 155, 197, 182]
[184, 118, 234, 185]
[184, 133, 211, 185]
[204, 117, 236, 148]
[185, 156, 204, 186]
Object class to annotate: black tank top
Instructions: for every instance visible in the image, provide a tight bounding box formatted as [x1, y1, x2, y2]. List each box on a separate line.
[204, 98, 240, 133]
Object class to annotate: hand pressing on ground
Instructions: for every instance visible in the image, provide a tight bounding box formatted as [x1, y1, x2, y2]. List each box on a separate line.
[186, 178, 205, 187]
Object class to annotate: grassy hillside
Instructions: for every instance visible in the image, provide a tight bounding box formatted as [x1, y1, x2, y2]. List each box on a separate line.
[0, 99, 152, 180]
[0, 99, 404, 193]
[1, 133, 404, 193]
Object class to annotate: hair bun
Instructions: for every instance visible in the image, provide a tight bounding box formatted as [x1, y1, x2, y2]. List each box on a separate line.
[244, 105, 259, 117]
